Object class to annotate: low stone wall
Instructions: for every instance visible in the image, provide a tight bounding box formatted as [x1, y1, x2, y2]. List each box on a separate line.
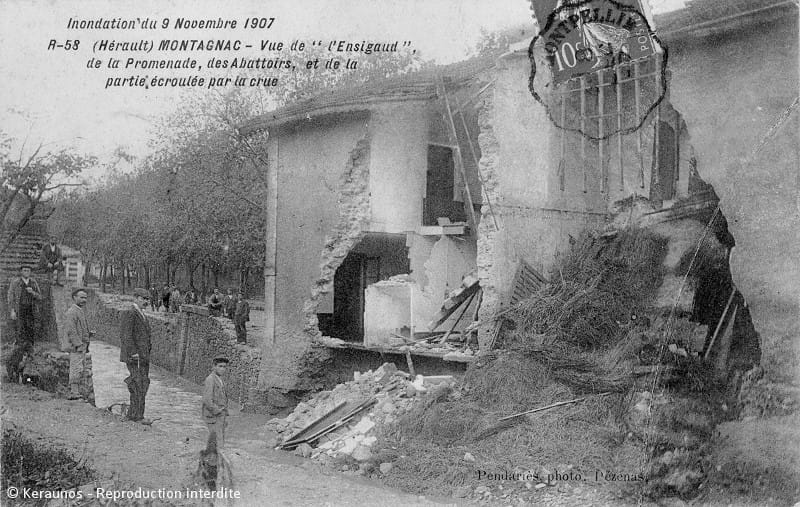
[85, 290, 261, 408]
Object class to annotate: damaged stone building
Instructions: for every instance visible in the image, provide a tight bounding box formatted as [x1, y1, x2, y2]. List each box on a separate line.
[239, 0, 798, 407]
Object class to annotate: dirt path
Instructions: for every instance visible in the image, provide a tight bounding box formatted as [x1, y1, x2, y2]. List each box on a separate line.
[0, 341, 448, 506]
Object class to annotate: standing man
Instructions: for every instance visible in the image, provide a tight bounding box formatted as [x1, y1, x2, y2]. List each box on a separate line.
[170, 285, 182, 313]
[63, 288, 96, 404]
[161, 284, 171, 312]
[120, 288, 152, 424]
[233, 290, 250, 344]
[6, 266, 41, 381]
[39, 236, 64, 285]
[149, 286, 159, 311]
[202, 356, 229, 448]
[207, 288, 224, 317]
[224, 289, 236, 320]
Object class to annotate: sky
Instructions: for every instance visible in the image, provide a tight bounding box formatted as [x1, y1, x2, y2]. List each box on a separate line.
[0, 0, 686, 169]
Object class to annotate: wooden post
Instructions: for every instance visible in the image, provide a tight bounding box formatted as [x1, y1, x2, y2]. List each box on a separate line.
[580, 75, 587, 193]
[264, 132, 277, 346]
[559, 95, 567, 192]
[439, 81, 479, 232]
[616, 64, 624, 192]
[598, 70, 606, 195]
[634, 61, 645, 188]
[713, 304, 738, 379]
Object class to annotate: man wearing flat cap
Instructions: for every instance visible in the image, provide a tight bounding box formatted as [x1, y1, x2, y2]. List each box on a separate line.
[120, 288, 152, 423]
[62, 288, 96, 403]
[202, 356, 229, 447]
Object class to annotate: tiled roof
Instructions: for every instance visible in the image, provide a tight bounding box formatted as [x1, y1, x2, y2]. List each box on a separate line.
[238, 56, 496, 136]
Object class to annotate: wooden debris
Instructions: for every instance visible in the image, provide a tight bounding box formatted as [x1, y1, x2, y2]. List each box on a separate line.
[405, 350, 416, 378]
[427, 276, 480, 331]
[280, 398, 376, 450]
[498, 392, 611, 422]
[441, 290, 478, 343]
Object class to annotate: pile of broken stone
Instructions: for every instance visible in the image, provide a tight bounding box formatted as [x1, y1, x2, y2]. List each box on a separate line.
[265, 362, 451, 464]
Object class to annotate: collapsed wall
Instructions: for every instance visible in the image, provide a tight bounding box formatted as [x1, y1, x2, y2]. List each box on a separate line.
[303, 135, 371, 337]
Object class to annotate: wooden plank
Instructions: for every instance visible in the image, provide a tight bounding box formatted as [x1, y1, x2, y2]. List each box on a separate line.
[598, 69, 606, 194]
[616, 64, 624, 191]
[714, 304, 738, 379]
[280, 401, 348, 447]
[439, 81, 478, 231]
[454, 96, 499, 232]
[580, 75, 587, 193]
[280, 398, 377, 449]
[428, 281, 481, 331]
[704, 289, 737, 360]
[441, 291, 477, 343]
[634, 61, 645, 188]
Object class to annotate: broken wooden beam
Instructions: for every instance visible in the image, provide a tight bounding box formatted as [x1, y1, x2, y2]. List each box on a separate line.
[427, 279, 480, 331]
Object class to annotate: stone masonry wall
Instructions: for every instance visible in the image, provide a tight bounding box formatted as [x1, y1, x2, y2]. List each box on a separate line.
[85, 290, 261, 408]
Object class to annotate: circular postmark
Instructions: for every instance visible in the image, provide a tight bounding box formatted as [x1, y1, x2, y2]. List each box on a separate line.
[527, 0, 668, 140]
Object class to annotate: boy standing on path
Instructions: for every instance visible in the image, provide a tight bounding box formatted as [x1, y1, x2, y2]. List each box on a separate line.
[202, 356, 229, 448]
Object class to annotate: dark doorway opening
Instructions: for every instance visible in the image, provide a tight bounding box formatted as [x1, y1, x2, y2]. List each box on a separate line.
[423, 145, 467, 226]
[317, 233, 409, 342]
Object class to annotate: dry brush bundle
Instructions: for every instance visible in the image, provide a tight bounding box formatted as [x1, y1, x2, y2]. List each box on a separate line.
[503, 227, 668, 351]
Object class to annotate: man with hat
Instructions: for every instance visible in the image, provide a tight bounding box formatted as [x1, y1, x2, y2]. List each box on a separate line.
[39, 236, 64, 286]
[233, 290, 250, 344]
[63, 288, 96, 403]
[202, 356, 229, 448]
[6, 265, 42, 381]
[120, 288, 152, 423]
[207, 288, 224, 317]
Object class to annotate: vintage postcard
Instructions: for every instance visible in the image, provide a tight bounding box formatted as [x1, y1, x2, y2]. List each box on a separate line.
[1, 0, 798, 505]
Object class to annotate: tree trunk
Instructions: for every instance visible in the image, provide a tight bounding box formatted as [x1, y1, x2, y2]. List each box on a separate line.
[101, 262, 107, 292]
[187, 260, 196, 289]
[241, 266, 250, 296]
[120, 263, 126, 294]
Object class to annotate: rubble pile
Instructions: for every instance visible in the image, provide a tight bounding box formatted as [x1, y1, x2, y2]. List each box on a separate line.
[266, 363, 451, 463]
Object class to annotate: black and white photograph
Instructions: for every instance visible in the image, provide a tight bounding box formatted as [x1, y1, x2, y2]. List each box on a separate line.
[1, 0, 798, 505]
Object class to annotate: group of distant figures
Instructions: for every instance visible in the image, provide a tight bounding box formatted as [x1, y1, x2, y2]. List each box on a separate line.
[147, 286, 250, 344]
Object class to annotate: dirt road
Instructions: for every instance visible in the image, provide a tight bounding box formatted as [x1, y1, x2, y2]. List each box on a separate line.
[1, 340, 447, 507]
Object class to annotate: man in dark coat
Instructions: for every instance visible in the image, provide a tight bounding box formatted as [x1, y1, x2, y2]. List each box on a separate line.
[224, 289, 236, 320]
[120, 288, 152, 423]
[207, 288, 224, 317]
[6, 266, 41, 381]
[233, 290, 250, 344]
[149, 286, 159, 311]
[39, 237, 64, 285]
[161, 284, 171, 312]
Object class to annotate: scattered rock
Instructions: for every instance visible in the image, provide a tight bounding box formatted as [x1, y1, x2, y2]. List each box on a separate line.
[379, 462, 393, 475]
[294, 443, 313, 458]
[463, 452, 476, 462]
[351, 445, 372, 462]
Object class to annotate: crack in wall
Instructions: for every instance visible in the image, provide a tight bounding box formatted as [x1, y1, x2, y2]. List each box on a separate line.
[303, 134, 372, 337]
